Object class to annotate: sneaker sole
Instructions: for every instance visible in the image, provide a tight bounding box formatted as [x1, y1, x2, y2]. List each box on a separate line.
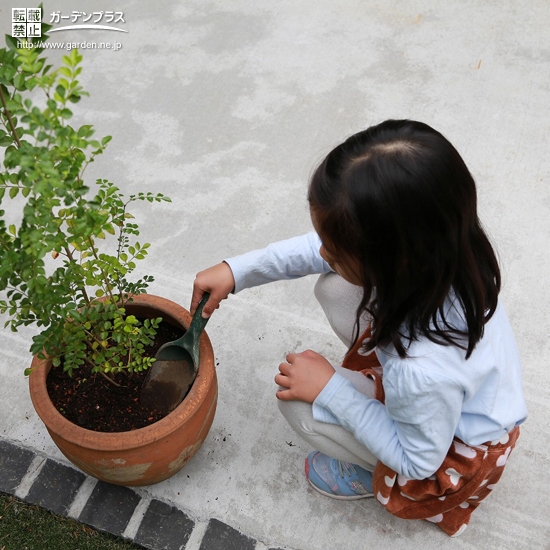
[306, 477, 374, 500]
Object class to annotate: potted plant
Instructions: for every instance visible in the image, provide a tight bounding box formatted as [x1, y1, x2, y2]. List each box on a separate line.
[0, 20, 217, 485]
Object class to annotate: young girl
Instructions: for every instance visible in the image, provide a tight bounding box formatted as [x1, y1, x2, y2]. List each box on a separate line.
[191, 119, 527, 537]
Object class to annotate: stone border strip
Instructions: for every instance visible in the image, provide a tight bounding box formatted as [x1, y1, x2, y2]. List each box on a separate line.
[0, 439, 291, 550]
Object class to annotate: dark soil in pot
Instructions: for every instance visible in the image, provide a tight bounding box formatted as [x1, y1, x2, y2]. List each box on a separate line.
[46, 320, 184, 432]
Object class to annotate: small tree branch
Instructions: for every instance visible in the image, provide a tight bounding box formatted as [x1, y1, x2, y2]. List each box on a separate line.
[87, 237, 116, 303]
[98, 369, 122, 387]
[63, 245, 91, 305]
[80, 350, 122, 388]
[0, 85, 22, 148]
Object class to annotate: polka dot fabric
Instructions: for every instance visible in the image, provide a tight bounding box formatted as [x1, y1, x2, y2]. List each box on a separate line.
[342, 326, 521, 537]
[373, 427, 519, 536]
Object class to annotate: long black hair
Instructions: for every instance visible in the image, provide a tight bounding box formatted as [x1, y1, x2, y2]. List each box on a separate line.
[309, 119, 501, 359]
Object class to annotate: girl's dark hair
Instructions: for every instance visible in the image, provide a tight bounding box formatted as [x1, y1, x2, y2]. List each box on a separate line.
[309, 119, 501, 359]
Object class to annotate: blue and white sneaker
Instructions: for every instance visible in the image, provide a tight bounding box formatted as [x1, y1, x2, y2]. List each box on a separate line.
[305, 451, 374, 500]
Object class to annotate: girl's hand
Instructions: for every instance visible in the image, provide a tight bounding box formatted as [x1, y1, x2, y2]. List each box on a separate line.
[191, 262, 235, 318]
[275, 350, 335, 403]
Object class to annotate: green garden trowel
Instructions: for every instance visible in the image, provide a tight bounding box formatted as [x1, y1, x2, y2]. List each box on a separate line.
[140, 293, 210, 415]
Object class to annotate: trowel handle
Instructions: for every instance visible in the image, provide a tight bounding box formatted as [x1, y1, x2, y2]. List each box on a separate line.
[188, 292, 210, 333]
[184, 292, 211, 365]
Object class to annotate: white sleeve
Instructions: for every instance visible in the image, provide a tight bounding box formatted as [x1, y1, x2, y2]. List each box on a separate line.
[224, 232, 332, 293]
[313, 359, 464, 479]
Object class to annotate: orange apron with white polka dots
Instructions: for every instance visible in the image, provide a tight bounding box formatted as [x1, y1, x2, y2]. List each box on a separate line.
[342, 327, 520, 537]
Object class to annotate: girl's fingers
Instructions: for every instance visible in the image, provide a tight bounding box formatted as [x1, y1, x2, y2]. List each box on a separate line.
[274, 373, 289, 388]
[286, 352, 300, 364]
[189, 289, 205, 315]
[201, 294, 221, 318]
[276, 388, 292, 401]
[278, 361, 291, 375]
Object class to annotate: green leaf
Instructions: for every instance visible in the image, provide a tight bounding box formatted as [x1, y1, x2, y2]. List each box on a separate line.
[13, 73, 26, 90]
[77, 124, 93, 138]
[5, 34, 18, 51]
[9, 187, 18, 199]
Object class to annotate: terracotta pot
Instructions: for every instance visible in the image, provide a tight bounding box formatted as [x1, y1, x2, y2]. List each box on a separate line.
[28, 294, 218, 486]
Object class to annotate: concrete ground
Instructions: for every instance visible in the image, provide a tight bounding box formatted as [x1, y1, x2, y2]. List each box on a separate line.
[1, 1, 549, 548]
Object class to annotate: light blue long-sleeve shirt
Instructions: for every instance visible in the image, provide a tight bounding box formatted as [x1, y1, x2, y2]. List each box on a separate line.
[224, 232, 528, 479]
[227, 232, 332, 293]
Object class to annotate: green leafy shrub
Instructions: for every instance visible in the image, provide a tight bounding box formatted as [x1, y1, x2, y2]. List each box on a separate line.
[0, 16, 171, 384]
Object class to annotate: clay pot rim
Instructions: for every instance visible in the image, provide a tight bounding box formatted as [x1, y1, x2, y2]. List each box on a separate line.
[28, 293, 216, 452]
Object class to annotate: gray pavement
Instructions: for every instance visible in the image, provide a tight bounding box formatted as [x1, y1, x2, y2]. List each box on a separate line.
[1, 1, 549, 549]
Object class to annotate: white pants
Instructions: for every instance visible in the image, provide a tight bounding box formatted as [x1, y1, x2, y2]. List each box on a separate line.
[277, 272, 379, 471]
